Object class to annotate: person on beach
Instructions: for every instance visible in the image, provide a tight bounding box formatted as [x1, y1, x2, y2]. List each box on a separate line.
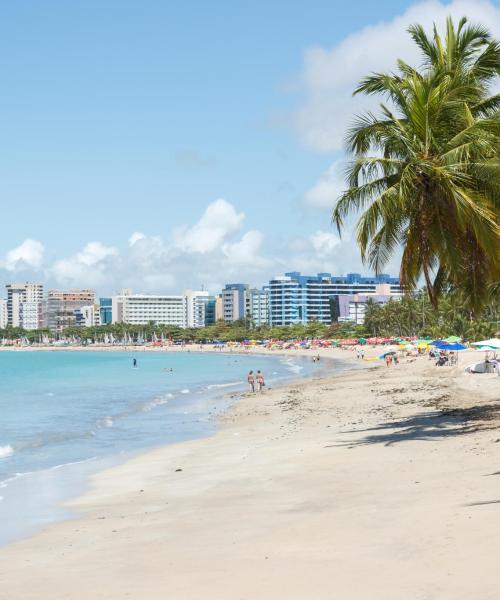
[256, 370, 265, 392]
[361, 349, 365, 360]
[247, 370, 255, 392]
[385, 354, 392, 367]
[393, 354, 399, 366]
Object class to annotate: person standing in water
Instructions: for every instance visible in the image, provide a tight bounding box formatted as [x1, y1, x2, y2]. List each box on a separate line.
[247, 370, 255, 393]
[256, 370, 265, 392]
[133, 358, 137, 368]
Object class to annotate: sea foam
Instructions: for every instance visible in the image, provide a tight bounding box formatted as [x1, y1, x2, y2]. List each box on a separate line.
[0, 445, 14, 459]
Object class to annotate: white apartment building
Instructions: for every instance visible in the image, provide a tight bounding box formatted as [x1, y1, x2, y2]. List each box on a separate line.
[0, 299, 7, 329]
[76, 304, 101, 327]
[19, 302, 42, 330]
[6, 283, 44, 329]
[112, 294, 187, 327]
[248, 288, 269, 326]
[184, 290, 209, 328]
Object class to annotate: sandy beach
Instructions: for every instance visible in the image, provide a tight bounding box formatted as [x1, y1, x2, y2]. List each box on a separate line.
[1, 347, 499, 599]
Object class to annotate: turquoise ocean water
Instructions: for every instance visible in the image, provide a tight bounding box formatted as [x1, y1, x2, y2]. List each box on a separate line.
[0, 350, 318, 544]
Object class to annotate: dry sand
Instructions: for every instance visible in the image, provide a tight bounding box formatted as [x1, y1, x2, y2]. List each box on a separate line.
[1, 348, 499, 599]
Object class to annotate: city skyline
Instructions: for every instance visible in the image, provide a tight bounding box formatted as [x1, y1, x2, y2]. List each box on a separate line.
[0, 270, 402, 331]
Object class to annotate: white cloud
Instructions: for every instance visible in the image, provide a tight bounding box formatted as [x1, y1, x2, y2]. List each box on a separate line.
[0, 198, 396, 295]
[2, 239, 45, 271]
[128, 232, 146, 246]
[310, 230, 342, 258]
[222, 230, 271, 269]
[174, 198, 244, 253]
[50, 242, 119, 287]
[294, 0, 500, 152]
[304, 160, 345, 209]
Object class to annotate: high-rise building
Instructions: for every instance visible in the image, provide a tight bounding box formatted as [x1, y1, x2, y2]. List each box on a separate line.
[0, 299, 7, 329]
[44, 289, 95, 332]
[268, 272, 401, 326]
[184, 290, 210, 328]
[247, 288, 269, 326]
[75, 304, 101, 327]
[6, 283, 44, 329]
[112, 294, 187, 327]
[221, 283, 249, 322]
[99, 297, 113, 325]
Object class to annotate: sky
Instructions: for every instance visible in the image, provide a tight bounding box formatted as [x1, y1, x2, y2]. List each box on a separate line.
[1, 0, 500, 295]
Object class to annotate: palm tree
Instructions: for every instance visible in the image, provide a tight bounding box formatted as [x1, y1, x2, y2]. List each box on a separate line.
[333, 17, 500, 313]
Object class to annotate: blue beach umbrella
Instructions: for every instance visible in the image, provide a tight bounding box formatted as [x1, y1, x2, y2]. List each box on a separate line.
[435, 342, 467, 351]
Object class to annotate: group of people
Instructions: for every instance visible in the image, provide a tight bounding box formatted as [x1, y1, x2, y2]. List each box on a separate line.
[247, 370, 265, 393]
[356, 348, 365, 360]
[385, 353, 399, 367]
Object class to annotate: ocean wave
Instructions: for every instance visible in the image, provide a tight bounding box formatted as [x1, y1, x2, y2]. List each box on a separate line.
[48, 456, 98, 471]
[205, 381, 242, 390]
[280, 358, 304, 374]
[0, 471, 34, 488]
[0, 457, 98, 489]
[96, 416, 114, 428]
[142, 396, 170, 412]
[0, 445, 14, 459]
[180, 389, 190, 394]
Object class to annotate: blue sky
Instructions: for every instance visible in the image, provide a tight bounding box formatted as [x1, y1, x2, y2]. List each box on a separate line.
[1, 0, 498, 294]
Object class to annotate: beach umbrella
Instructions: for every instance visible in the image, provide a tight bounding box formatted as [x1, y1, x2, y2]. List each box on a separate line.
[357, 338, 367, 344]
[379, 351, 397, 359]
[437, 342, 467, 351]
[471, 338, 500, 350]
[444, 335, 462, 343]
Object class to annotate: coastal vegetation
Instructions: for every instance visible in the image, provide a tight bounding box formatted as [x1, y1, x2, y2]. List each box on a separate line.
[333, 17, 500, 312]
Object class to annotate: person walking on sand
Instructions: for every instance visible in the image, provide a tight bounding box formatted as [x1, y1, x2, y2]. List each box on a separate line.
[385, 354, 392, 367]
[247, 370, 255, 393]
[256, 370, 265, 392]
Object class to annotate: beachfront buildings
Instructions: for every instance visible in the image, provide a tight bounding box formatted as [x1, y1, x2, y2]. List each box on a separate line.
[268, 272, 402, 326]
[112, 293, 187, 327]
[333, 294, 399, 325]
[0, 299, 7, 329]
[75, 304, 101, 327]
[44, 289, 96, 333]
[6, 283, 44, 329]
[248, 288, 269, 326]
[221, 284, 248, 322]
[99, 297, 112, 325]
[185, 290, 217, 328]
[220, 284, 270, 326]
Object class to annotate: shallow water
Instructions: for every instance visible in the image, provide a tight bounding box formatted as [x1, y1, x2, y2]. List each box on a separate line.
[0, 350, 320, 544]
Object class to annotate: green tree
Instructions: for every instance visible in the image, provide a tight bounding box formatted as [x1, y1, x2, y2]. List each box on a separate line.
[333, 17, 500, 313]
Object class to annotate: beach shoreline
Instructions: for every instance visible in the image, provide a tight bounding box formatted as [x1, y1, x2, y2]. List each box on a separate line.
[1, 347, 499, 599]
[0, 348, 331, 547]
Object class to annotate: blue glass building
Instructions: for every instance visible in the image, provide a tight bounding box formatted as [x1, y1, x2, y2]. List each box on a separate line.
[269, 272, 401, 326]
[99, 297, 113, 325]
